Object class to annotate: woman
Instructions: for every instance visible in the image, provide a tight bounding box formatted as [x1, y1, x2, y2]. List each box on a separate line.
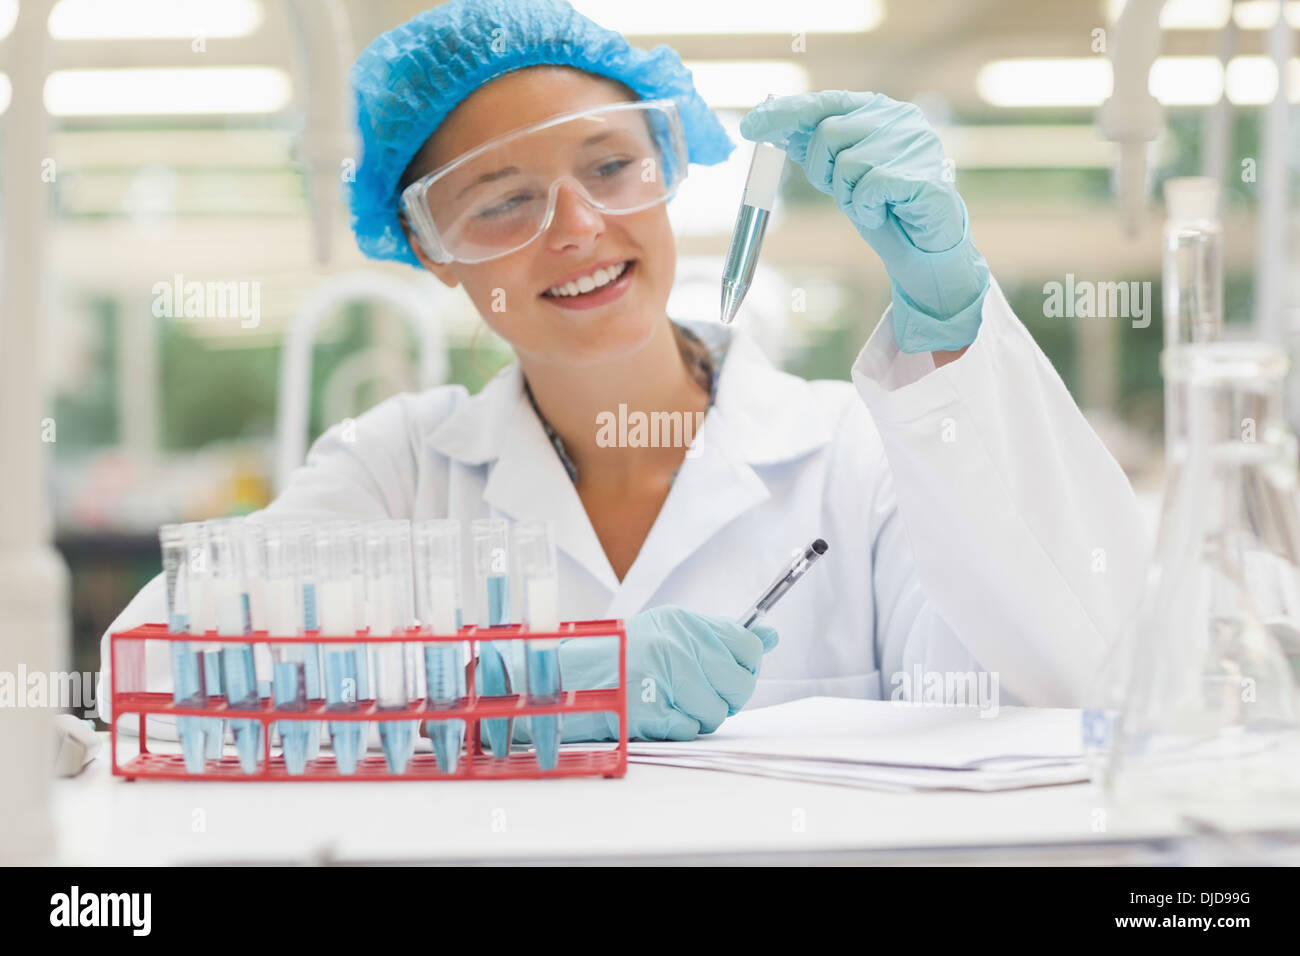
[99, 0, 1146, 742]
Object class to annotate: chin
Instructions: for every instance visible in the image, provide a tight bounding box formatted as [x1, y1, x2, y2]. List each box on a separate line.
[547, 308, 662, 367]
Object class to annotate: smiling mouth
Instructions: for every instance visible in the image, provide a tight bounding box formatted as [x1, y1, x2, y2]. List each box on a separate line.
[540, 260, 635, 300]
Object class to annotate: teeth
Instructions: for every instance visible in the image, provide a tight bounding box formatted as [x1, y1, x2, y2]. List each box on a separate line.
[546, 261, 627, 298]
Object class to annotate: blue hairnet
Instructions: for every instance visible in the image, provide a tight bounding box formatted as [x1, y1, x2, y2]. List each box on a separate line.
[349, 0, 736, 267]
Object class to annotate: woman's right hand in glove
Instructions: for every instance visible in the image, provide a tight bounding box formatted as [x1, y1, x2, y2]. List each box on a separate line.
[559, 605, 780, 742]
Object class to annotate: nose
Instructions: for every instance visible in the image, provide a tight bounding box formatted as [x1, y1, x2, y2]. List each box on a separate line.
[543, 179, 605, 251]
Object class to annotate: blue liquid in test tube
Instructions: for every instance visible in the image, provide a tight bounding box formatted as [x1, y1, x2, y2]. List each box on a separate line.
[516, 520, 562, 770]
[415, 519, 466, 774]
[264, 523, 309, 774]
[299, 528, 323, 763]
[208, 519, 259, 774]
[161, 524, 206, 773]
[318, 521, 364, 775]
[365, 520, 414, 774]
[479, 574, 513, 757]
[473, 518, 514, 759]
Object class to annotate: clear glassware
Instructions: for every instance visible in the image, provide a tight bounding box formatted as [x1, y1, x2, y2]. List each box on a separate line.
[472, 517, 514, 758]
[264, 521, 310, 775]
[1162, 177, 1223, 350]
[515, 519, 563, 770]
[414, 519, 466, 774]
[1162, 177, 1223, 459]
[364, 519, 414, 773]
[317, 519, 365, 775]
[207, 517, 259, 774]
[1098, 342, 1300, 810]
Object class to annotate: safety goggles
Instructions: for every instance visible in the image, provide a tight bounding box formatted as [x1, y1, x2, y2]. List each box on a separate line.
[400, 99, 688, 265]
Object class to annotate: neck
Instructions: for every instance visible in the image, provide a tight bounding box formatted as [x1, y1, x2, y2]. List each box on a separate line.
[519, 319, 708, 485]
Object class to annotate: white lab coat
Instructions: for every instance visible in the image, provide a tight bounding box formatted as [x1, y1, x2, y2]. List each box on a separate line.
[97, 276, 1148, 732]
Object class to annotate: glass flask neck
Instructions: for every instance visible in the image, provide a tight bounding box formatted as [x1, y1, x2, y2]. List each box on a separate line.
[1162, 343, 1293, 459]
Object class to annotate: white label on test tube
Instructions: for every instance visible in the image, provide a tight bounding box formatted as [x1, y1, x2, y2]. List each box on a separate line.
[189, 573, 214, 634]
[318, 580, 355, 634]
[428, 576, 458, 634]
[742, 141, 786, 212]
[265, 579, 298, 637]
[246, 578, 267, 631]
[370, 574, 396, 635]
[526, 576, 560, 649]
[212, 578, 244, 636]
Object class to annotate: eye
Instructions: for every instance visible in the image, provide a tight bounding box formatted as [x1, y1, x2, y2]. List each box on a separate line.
[592, 157, 635, 178]
[477, 192, 539, 219]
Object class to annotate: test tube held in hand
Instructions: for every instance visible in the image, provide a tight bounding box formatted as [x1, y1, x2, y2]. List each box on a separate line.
[414, 519, 466, 773]
[721, 95, 786, 325]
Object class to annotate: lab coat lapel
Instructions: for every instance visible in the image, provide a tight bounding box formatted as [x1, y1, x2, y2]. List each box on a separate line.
[482, 384, 621, 593]
[427, 363, 620, 593]
[605, 321, 833, 619]
[605, 404, 770, 618]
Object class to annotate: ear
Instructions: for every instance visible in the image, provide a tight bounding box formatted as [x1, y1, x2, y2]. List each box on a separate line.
[401, 218, 459, 288]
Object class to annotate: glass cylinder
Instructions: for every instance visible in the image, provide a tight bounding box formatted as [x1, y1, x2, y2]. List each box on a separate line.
[207, 517, 259, 773]
[1162, 177, 1224, 348]
[161, 523, 205, 774]
[1162, 177, 1224, 456]
[365, 519, 414, 774]
[290, 519, 322, 762]
[264, 521, 311, 774]
[1097, 342, 1300, 810]
[472, 517, 514, 758]
[317, 519, 365, 775]
[515, 519, 562, 770]
[415, 519, 466, 774]
[182, 521, 225, 762]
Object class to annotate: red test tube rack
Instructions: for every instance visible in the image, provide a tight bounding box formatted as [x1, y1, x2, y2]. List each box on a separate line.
[109, 620, 627, 781]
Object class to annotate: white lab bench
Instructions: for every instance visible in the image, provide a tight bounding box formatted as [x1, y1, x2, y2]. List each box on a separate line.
[51, 733, 1300, 865]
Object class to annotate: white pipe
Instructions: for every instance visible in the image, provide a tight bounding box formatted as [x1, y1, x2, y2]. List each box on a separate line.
[1098, 0, 1166, 236]
[283, 0, 357, 266]
[0, 0, 69, 865]
[1200, 10, 1238, 205]
[1252, 5, 1293, 344]
[275, 271, 449, 492]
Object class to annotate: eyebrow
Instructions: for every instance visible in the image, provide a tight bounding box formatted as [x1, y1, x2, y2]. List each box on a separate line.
[453, 130, 619, 200]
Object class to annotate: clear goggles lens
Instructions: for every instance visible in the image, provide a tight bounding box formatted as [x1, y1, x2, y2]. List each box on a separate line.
[401, 100, 688, 265]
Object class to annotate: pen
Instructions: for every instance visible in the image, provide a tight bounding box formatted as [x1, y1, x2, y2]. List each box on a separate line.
[738, 538, 828, 628]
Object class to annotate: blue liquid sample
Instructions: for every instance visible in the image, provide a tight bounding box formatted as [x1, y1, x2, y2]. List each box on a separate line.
[301, 583, 322, 762]
[479, 575, 512, 758]
[221, 646, 260, 774]
[302, 643, 322, 763]
[273, 661, 310, 775]
[170, 639, 207, 774]
[324, 648, 362, 775]
[478, 644, 513, 758]
[423, 643, 466, 773]
[527, 644, 563, 770]
[377, 710, 412, 774]
[199, 649, 225, 761]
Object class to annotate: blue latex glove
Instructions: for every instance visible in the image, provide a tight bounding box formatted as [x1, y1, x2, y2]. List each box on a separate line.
[557, 605, 780, 742]
[740, 91, 990, 353]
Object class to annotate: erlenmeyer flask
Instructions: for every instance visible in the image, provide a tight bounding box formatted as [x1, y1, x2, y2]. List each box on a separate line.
[1102, 342, 1300, 809]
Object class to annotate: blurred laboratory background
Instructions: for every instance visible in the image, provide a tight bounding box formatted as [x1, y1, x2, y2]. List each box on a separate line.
[1, 0, 1296, 708]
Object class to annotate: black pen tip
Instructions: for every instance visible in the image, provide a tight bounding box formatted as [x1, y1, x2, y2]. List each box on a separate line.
[812, 538, 828, 554]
